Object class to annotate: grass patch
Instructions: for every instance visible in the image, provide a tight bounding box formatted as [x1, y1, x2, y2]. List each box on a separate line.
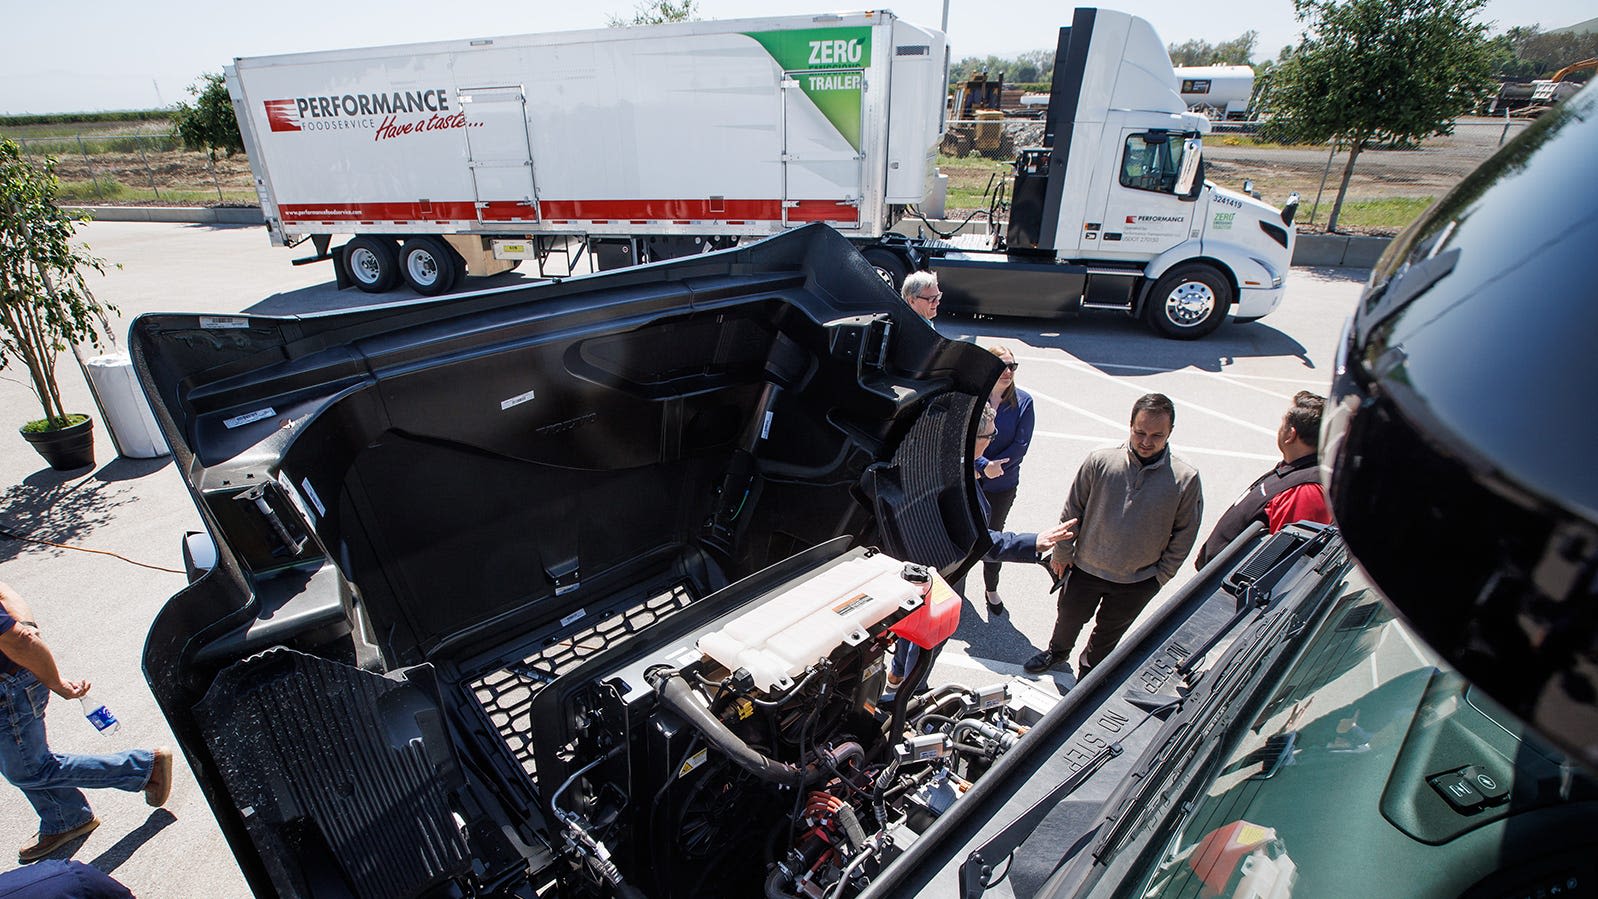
[1311, 196, 1433, 230]
[1217, 134, 1312, 150]
[0, 110, 170, 127]
[55, 178, 255, 205]
[938, 153, 1012, 210]
[7, 132, 178, 154]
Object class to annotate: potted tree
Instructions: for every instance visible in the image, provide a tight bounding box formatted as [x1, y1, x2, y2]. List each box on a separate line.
[0, 138, 115, 471]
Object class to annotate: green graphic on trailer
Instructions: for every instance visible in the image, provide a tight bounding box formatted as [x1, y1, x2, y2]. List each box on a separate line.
[746, 27, 872, 150]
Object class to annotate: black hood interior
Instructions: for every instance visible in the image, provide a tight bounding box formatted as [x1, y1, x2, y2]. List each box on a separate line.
[131, 225, 999, 669]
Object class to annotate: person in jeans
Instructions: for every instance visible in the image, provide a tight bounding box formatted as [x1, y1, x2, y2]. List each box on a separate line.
[975, 345, 1036, 615]
[0, 582, 173, 863]
[1026, 394, 1203, 678]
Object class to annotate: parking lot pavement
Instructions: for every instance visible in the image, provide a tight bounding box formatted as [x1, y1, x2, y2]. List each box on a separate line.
[0, 222, 1365, 895]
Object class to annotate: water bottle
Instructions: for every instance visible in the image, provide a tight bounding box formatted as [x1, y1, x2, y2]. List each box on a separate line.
[80, 695, 120, 735]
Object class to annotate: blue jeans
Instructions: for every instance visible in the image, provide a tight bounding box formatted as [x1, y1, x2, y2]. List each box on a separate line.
[0, 671, 153, 836]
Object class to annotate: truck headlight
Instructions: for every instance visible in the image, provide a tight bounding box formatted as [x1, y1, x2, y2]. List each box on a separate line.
[1250, 257, 1284, 289]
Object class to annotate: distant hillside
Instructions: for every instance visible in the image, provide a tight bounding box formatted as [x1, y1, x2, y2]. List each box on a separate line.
[1550, 16, 1598, 35]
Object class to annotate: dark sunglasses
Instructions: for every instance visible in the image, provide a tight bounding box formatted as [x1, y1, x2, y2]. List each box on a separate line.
[1001, 362, 1019, 372]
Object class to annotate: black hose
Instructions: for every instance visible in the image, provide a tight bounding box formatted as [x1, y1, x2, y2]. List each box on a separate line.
[766, 866, 803, 899]
[649, 671, 805, 789]
[915, 713, 960, 734]
[889, 645, 936, 742]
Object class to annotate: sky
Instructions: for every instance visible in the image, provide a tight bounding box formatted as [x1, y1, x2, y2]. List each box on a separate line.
[3, 0, 1592, 114]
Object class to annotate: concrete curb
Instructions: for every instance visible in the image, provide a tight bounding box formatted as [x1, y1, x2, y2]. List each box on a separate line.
[69, 206, 1392, 267]
[1292, 233, 1392, 267]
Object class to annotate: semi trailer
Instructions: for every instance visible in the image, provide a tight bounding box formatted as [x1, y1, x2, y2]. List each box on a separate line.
[227, 8, 1296, 338]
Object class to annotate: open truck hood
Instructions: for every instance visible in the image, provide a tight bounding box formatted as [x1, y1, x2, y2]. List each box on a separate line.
[131, 225, 1005, 899]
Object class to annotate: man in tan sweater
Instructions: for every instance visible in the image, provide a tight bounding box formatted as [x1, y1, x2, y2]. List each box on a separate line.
[1025, 394, 1203, 678]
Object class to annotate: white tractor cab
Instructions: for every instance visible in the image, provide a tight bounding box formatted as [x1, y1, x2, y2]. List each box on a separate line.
[880, 8, 1297, 339]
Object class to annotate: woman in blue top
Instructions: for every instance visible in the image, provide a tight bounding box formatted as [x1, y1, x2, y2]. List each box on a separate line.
[976, 345, 1035, 616]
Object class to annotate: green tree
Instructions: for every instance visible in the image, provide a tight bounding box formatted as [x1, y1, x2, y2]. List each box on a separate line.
[1495, 25, 1598, 80]
[0, 139, 115, 432]
[1257, 0, 1496, 231]
[606, 0, 697, 27]
[948, 51, 1055, 87]
[1168, 31, 1259, 66]
[172, 72, 243, 161]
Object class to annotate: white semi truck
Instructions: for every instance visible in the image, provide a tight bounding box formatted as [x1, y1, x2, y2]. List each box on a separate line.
[227, 7, 1296, 338]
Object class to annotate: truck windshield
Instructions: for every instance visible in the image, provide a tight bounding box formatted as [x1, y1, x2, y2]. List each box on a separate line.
[1093, 568, 1597, 899]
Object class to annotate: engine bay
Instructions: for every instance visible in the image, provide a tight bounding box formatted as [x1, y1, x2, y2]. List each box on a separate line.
[467, 548, 1055, 899]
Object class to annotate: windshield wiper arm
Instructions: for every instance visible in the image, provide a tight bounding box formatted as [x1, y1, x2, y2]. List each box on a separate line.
[957, 700, 1177, 899]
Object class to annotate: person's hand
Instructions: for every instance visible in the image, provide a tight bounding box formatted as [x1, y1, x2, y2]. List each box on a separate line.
[983, 458, 1009, 479]
[1049, 554, 1072, 577]
[1035, 517, 1078, 552]
[53, 679, 90, 700]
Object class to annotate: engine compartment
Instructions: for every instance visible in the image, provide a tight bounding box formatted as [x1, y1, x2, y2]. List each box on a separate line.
[133, 226, 1022, 899]
[464, 548, 1054, 899]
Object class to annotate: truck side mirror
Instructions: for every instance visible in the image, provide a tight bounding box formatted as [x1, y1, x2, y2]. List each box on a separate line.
[1176, 139, 1203, 197]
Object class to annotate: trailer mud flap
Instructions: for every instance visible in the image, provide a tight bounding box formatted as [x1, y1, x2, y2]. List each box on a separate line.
[194, 648, 472, 899]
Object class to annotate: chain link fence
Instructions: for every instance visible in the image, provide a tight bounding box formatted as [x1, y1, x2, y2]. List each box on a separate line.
[11, 133, 256, 205]
[939, 114, 1532, 233]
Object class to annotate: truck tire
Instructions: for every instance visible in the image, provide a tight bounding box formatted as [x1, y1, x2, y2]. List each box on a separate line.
[1143, 263, 1231, 339]
[343, 237, 400, 293]
[400, 237, 460, 296]
[863, 249, 908, 291]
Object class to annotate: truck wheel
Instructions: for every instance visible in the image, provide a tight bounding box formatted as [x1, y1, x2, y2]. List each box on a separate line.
[1144, 264, 1231, 339]
[863, 249, 908, 291]
[344, 237, 399, 293]
[400, 237, 460, 296]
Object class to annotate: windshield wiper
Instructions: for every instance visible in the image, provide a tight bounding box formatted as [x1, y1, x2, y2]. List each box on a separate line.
[957, 701, 1176, 899]
[1088, 528, 1340, 867]
[961, 528, 1338, 899]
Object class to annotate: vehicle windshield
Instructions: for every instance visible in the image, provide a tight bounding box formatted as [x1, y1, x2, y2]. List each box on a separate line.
[1105, 567, 1595, 899]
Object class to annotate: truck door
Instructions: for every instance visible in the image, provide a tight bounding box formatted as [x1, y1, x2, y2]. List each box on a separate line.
[1090, 130, 1198, 260]
[780, 69, 864, 229]
[458, 86, 539, 223]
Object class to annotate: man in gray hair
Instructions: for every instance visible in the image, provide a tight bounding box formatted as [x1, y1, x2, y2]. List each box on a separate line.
[901, 271, 942, 320]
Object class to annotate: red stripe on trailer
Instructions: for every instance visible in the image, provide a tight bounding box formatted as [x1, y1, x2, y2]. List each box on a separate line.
[277, 198, 860, 225]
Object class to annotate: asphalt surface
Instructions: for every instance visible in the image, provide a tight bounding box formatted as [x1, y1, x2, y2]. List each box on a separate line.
[0, 221, 1366, 896]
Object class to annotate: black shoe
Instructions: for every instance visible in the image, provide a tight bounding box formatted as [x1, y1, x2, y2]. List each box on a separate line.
[1024, 649, 1071, 674]
[986, 596, 1006, 616]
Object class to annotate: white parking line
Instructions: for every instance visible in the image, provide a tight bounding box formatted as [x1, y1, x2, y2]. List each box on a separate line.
[1027, 387, 1129, 433]
[1034, 429, 1279, 462]
[935, 647, 1074, 698]
[1025, 360, 1280, 438]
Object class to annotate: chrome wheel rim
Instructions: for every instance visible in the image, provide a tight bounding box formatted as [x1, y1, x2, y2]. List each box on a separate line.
[1164, 280, 1215, 327]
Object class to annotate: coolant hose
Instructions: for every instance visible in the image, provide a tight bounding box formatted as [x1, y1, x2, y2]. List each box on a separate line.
[649, 671, 806, 788]
[889, 644, 936, 742]
[766, 866, 804, 899]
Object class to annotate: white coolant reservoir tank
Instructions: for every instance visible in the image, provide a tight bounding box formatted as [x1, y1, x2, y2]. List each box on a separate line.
[697, 553, 924, 692]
